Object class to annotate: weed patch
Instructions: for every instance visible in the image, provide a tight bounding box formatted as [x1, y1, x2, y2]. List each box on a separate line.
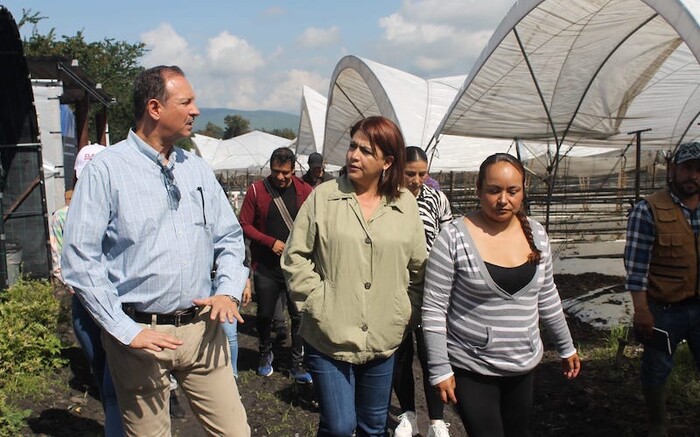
[0, 279, 67, 435]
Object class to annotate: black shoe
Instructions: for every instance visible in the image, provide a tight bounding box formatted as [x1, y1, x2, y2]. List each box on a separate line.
[288, 364, 313, 384]
[169, 391, 186, 419]
[273, 331, 288, 346]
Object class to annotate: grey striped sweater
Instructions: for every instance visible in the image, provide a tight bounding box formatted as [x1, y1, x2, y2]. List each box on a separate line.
[421, 217, 576, 385]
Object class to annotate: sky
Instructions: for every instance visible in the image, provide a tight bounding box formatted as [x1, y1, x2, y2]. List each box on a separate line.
[5, 0, 700, 114]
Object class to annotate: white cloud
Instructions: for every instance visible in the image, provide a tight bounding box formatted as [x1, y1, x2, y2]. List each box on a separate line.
[139, 25, 305, 112]
[140, 23, 203, 69]
[375, 0, 514, 76]
[135, 1, 514, 113]
[380, 13, 452, 44]
[398, 0, 513, 24]
[297, 26, 341, 48]
[262, 69, 329, 111]
[206, 31, 265, 74]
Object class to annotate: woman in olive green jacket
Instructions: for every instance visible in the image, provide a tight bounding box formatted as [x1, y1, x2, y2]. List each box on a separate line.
[282, 116, 426, 436]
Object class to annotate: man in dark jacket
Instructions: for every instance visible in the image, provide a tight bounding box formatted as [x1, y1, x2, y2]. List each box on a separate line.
[239, 147, 313, 382]
[302, 152, 334, 187]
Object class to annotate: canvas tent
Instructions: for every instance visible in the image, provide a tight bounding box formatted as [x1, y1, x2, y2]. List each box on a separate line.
[191, 133, 221, 164]
[432, 0, 700, 156]
[208, 130, 293, 173]
[321, 55, 616, 172]
[296, 86, 327, 156]
[321, 55, 511, 170]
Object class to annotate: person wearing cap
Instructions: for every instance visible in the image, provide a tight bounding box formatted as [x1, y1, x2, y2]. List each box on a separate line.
[50, 189, 73, 287]
[64, 144, 128, 436]
[61, 65, 250, 436]
[74, 143, 107, 182]
[302, 152, 334, 187]
[624, 141, 700, 436]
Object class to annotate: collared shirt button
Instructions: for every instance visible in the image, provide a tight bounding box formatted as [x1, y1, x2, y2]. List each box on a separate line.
[365, 237, 371, 244]
[361, 324, 368, 332]
[364, 282, 371, 289]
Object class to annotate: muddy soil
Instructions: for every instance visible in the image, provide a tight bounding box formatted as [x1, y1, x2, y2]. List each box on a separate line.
[18, 273, 700, 436]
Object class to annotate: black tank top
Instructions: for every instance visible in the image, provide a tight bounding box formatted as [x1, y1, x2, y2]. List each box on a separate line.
[484, 261, 536, 295]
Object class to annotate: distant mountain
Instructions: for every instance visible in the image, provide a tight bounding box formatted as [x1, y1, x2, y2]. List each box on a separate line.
[194, 108, 300, 134]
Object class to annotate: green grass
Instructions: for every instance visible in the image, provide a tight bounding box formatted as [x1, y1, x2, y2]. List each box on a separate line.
[581, 325, 700, 408]
[667, 342, 700, 409]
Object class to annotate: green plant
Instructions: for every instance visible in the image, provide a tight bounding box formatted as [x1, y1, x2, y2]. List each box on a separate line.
[667, 341, 700, 409]
[578, 325, 630, 362]
[0, 391, 31, 437]
[0, 279, 66, 376]
[0, 279, 67, 435]
[606, 325, 630, 353]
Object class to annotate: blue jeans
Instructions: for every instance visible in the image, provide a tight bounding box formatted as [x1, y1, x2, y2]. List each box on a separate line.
[305, 343, 395, 437]
[72, 296, 124, 437]
[222, 319, 239, 377]
[641, 297, 700, 387]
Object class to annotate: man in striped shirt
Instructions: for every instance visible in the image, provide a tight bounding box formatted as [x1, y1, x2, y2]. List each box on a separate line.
[62, 66, 250, 436]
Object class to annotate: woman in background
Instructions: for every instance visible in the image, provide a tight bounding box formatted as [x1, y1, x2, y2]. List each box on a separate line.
[393, 147, 453, 437]
[422, 153, 580, 437]
[282, 116, 426, 436]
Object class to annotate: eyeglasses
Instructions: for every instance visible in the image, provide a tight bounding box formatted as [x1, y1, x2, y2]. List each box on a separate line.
[161, 165, 181, 210]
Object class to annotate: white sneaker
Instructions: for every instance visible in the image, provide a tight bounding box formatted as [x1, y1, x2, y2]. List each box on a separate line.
[427, 420, 451, 437]
[394, 411, 418, 437]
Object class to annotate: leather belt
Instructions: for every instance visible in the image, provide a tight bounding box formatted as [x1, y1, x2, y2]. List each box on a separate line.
[122, 304, 199, 327]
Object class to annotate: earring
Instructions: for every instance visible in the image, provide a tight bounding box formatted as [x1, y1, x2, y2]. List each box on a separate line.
[381, 168, 386, 182]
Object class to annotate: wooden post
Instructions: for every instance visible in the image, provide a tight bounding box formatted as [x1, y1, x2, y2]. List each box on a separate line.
[75, 96, 90, 148]
[95, 107, 108, 146]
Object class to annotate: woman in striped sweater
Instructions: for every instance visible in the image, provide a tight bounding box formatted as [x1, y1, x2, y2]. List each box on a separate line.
[422, 153, 581, 437]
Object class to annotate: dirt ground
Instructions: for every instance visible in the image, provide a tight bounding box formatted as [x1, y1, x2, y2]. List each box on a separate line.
[18, 273, 700, 436]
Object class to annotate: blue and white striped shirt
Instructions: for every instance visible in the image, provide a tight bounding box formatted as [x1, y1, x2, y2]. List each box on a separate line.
[62, 130, 248, 345]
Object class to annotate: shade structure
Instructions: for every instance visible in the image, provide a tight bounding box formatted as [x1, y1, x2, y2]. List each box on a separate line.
[433, 0, 700, 155]
[210, 130, 293, 173]
[322, 55, 497, 169]
[191, 133, 221, 164]
[296, 86, 327, 156]
[321, 55, 617, 172]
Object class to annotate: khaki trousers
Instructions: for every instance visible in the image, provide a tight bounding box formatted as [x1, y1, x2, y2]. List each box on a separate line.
[102, 307, 250, 437]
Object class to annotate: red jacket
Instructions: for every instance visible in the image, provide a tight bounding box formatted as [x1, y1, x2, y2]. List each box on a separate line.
[239, 175, 312, 270]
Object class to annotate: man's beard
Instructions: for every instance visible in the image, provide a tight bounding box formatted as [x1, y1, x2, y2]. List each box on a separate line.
[673, 180, 700, 198]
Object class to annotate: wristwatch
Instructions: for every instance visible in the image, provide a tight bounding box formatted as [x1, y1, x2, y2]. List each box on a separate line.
[227, 295, 240, 306]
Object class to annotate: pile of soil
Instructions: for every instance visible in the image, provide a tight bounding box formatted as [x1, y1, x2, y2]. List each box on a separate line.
[17, 273, 700, 436]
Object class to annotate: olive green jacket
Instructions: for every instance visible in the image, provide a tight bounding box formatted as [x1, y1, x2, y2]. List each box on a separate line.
[281, 175, 427, 364]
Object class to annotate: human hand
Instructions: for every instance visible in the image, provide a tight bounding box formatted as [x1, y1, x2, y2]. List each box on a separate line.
[193, 294, 244, 324]
[272, 240, 285, 256]
[130, 328, 184, 352]
[562, 352, 581, 379]
[633, 307, 654, 339]
[435, 376, 458, 405]
[242, 279, 252, 307]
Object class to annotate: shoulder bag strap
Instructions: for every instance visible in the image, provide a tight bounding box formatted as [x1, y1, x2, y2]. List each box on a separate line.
[262, 177, 295, 231]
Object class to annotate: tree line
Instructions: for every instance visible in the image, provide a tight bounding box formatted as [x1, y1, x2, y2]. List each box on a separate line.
[197, 116, 296, 140]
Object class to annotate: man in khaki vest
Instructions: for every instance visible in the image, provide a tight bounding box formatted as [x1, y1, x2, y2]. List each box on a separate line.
[624, 141, 700, 437]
